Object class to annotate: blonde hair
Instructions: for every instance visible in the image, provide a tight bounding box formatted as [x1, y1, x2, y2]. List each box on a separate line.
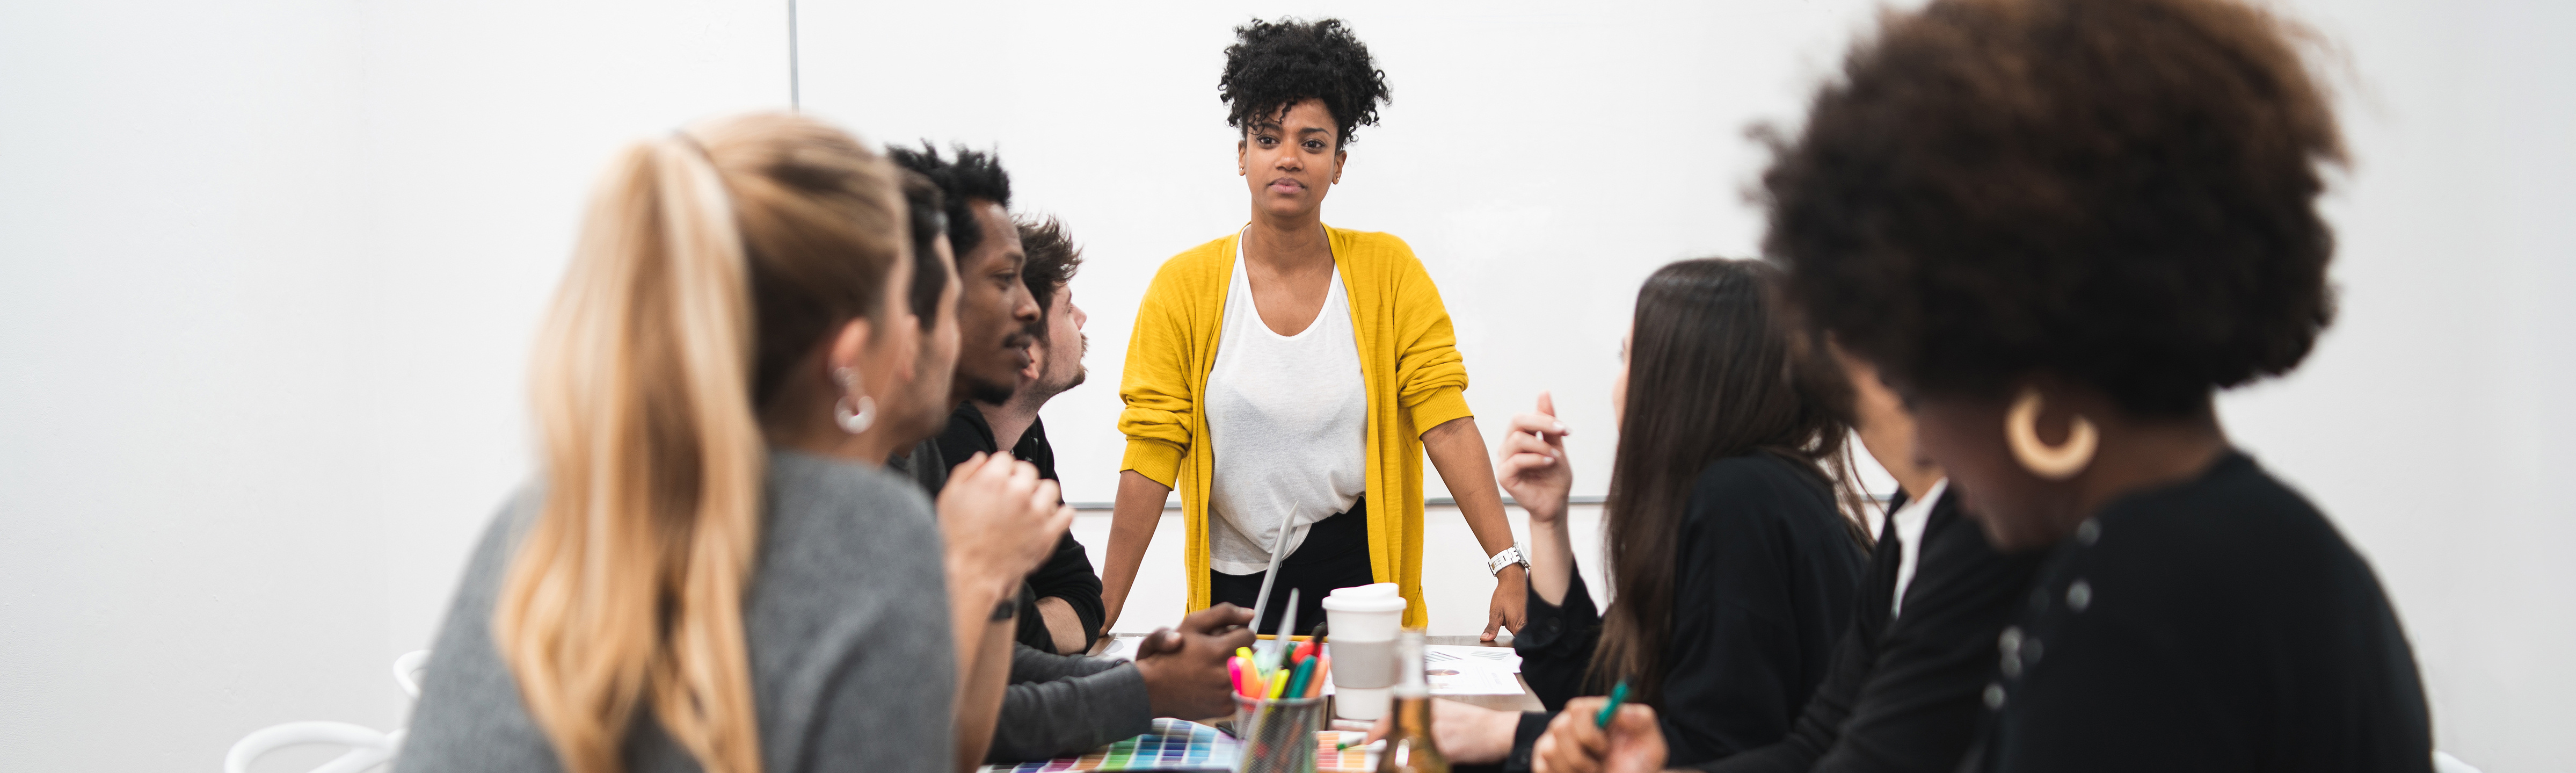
[497, 113, 907, 773]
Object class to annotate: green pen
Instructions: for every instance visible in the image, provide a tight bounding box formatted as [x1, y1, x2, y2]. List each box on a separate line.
[1283, 654, 1319, 698]
[1594, 680, 1631, 728]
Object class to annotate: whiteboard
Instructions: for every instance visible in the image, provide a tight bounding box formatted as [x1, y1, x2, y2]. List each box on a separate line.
[795, 0, 1905, 504]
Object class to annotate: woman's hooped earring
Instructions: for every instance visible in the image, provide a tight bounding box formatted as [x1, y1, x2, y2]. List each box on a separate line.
[833, 367, 876, 435]
[2005, 387, 2097, 480]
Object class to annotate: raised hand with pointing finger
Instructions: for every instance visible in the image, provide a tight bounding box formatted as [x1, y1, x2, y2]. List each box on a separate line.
[1497, 391, 1575, 526]
[1497, 392, 1580, 607]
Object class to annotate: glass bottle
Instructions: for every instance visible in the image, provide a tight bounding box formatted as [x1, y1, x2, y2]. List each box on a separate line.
[1376, 630, 1449, 773]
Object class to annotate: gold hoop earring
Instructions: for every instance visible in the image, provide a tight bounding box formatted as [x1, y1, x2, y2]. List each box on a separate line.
[2005, 387, 2096, 480]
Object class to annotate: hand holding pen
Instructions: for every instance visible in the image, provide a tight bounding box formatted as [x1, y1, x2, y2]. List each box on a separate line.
[1533, 683, 1663, 773]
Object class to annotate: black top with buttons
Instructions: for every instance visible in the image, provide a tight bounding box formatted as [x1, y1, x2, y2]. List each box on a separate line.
[1971, 451, 2433, 773]
[1503, 452, 1867, 771]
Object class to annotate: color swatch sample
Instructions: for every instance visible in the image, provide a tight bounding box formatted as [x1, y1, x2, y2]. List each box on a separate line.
[980, 719, 1240, 772]
[1312, 730, 1377, 772]
[974, 720, 1384, 772]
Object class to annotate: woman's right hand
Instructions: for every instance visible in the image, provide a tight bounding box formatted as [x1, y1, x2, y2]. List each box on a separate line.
[1533, 698, 1666, 773]
[1497, 392, 1575, 526]
[937, 452, 1076, 599]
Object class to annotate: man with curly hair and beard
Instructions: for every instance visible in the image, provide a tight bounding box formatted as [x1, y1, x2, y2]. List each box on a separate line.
[1101, 18, 1532, 655]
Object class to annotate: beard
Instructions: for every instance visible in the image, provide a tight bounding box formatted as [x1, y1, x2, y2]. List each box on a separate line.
[961, 370, 1017, 405]
[1028, 334, 1088, 399]
[1047, 333, 1089, 393]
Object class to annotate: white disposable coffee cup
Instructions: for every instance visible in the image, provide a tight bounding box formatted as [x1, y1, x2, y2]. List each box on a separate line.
[1321, 583, 1407, 720]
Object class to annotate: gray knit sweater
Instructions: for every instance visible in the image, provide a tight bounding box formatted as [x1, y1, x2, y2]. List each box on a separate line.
[398, 451, 956, 772]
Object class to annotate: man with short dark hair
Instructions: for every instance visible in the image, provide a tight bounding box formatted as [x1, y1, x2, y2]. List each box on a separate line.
[885, 144, 1037, 494]
[890, 146, 1250, 764]
[935, 214, 1101, 655]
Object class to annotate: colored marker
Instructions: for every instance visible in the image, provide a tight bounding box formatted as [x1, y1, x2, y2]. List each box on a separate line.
[1266, 669, 1290, 699]
[1306, 654, 1331, 698]
[1284, 653, 1318, 698]
[1595, 680, 1632, 728]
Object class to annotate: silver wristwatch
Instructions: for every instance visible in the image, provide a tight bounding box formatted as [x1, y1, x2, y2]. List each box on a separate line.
[1487, 543, 1531, 576]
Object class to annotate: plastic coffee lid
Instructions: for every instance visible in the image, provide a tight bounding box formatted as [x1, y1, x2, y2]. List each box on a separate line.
[1321, 582, 1407, 613]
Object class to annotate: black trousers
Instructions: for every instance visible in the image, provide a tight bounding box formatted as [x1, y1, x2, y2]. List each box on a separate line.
[1210, 496, 1374, 635]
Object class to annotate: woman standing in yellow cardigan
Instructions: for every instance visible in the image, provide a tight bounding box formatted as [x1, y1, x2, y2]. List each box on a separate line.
[1098, 18, 1527, 639]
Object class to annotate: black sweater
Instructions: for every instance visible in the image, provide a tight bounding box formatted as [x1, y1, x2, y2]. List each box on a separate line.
[935, 404, 1106, 653]
[1691, 487, 2043, 772]
[1972, 451, 2432, 773]
[1507, 453, 1867, 770]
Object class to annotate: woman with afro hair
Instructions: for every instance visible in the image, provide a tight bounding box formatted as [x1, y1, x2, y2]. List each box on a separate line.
[1534, 1, 2435, 771]
[1101, 17, 1530, 654]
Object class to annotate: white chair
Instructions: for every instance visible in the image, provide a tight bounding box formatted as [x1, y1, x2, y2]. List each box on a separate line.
[223, 651, 427, 773]
[2433, 750, 2480, 773]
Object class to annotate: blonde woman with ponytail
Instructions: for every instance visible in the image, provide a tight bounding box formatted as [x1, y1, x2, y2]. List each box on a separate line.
[399, 113, 1073, 773]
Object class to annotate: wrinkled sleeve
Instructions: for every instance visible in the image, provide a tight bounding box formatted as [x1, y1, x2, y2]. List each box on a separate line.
[987, 647, 1153, 763]
[1019, 533, 1105, 650]
[1513, 562, 1606, 712]
[1118, 264, 1196, 488]
[1387, 243, 1472, 432]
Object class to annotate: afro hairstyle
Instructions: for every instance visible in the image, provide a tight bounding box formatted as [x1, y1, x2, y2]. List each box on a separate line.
[1219, 17, 1392, 147]
[1764, 0, 2344, 416]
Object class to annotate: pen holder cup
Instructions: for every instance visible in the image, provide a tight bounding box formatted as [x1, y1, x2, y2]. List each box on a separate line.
[1232, 693, 1327, 773]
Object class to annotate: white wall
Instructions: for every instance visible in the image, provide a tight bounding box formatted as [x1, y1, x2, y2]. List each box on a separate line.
[1, 1, 2568, 771]
[795, 0, 1893, 508]
[1, 4, 375, 770]
[0, 1, 785, 769]
[2218, 2, 2576, 769]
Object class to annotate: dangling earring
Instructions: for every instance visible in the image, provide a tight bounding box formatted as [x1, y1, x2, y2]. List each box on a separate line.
[2005, 387, 2096, 480]
[833, 367, 876, 435]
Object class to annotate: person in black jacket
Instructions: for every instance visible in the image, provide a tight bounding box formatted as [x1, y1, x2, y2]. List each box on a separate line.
[889, 150, 1253, 764]
[935, 214, 1103, 655]
[1530, 348, 2045, 773]
[1559, 1, 2434, 771]
[1398, 258, 1872, 771]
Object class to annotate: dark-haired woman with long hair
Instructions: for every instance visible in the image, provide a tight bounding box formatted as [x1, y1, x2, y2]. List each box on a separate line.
[1394, 258, 1871, 769]
[1102, 17, 1528, 644]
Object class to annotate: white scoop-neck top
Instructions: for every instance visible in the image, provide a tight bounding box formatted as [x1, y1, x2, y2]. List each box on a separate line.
[1202, 240, 1369, 574]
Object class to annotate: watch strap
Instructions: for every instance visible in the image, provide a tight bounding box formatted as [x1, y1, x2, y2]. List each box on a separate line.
[1487, 543, 1530, 576]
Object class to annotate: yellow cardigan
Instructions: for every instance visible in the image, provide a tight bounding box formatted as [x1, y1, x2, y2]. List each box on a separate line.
[1118, 226, 1471, 628]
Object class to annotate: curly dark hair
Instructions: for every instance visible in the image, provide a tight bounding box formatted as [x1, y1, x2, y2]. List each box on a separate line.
[887, 143, 1013, 262]
[1764, 0, 2344, 416]
[1016, 215, 1083, 315]
[1219, 17, 1392, 147]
